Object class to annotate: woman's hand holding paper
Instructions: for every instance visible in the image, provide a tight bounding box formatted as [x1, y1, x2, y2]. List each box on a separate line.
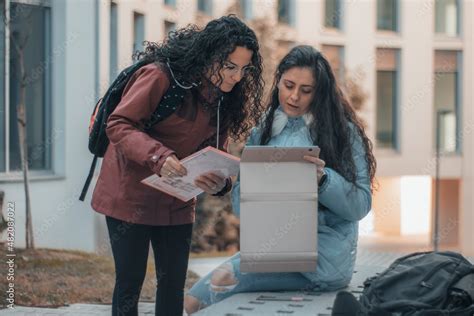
[160, 155, 188, 178]
[194, 171, 227, 195]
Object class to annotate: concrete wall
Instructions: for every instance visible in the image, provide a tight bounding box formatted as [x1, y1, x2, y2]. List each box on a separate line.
[1, 0, 97, 251]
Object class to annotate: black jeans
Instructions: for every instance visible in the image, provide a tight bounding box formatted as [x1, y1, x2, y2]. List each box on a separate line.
[106, 216, 193, 316]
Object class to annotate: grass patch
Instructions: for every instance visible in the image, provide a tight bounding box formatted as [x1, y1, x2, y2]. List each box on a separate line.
[0, 246, 199, 308]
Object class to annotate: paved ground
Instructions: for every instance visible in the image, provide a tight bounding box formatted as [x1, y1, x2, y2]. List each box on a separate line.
[193, 265, 386, 316]
[190, 250, 418, 316]
[0, 302, 157, 315]
[1, 250, 472, 315]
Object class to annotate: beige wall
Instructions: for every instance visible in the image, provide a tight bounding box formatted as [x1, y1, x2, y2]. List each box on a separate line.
[432, 179, 460, 247]
[459, 0, 473, 256]
[372, 177, 402, 236]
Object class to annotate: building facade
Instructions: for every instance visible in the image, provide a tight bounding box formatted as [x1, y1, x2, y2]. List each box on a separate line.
[1, 0, 472, 256]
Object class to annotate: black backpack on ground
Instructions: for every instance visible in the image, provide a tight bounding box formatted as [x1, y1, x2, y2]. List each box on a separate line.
[79, 60, 188, 201]
[333, 251, 474, 315]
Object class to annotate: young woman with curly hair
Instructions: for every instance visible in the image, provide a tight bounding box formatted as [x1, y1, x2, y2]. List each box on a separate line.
[185, 45, 376, 314]
[91, 16, 264, 316]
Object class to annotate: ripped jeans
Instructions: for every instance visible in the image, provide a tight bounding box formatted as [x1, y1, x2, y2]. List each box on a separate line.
[186, 252, 314, 308]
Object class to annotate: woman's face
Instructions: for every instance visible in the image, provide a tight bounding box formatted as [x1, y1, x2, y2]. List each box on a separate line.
[208, 46, 253, 92]
[278, 67, 315, 117]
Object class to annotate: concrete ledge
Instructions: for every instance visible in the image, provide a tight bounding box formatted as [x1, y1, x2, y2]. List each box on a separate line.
[194, 265, 386, 315]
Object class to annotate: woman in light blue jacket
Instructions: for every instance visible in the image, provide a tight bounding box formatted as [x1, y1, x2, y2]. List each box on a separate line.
[184, 45, 376, 314]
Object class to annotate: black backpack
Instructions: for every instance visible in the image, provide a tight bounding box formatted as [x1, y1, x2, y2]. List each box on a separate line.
[358, 251, 474, 315]
[79, 60, 188, 201]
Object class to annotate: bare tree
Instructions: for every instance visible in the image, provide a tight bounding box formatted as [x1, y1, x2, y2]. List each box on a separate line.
[0, 191, 7, 238]
[4, 4, 35, 249]
[343, 71, 367, 112]
[342, 68, 369, 126]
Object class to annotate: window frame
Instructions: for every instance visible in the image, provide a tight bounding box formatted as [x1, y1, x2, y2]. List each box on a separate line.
[277, 0, 296, 27]
[434, 0, 461, 37]
[376, 0, 399, 33]
[433, 50, 463, 155]
[1, 0, 54, 180]
[324, 0, 343, 30]
[375, 48, 401, 151]
[1, 0, 7, 173]
[197, 0, 212, 16]
[164, 20, 176, 38]
[164, 0, 176, 8]
[240, 0, 252, 20]
[109, 1, 118, 82]
[132, 11, 145, 55]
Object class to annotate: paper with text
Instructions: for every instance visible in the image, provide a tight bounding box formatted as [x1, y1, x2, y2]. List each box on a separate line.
[141, 146, 240, 201]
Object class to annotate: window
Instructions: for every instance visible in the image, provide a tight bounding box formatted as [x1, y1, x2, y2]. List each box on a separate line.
[133, 12, 145, 54]
[324, 0, 342, 29]
[164, 20, 176, 39]
[376, 48, 399, 149]
[197, 0, 212, 15]
[1, 1, 52, 174]
[109, 2, 118, 82]
[277, 0, 295, 26]
[434, 50, 461, 153]
[377, 0, 398, 31]
[240, 0, 252, 20]
[435, 0, 459, 36]
[1, 1, 5, 172]
[321, 45, 344, 82]
[164, 0, 176, 7]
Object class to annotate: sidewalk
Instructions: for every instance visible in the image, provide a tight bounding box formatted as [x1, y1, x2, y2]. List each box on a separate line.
[0, 302, 157, 316]
[2, 249, 472, 315]
[0, 258, 226, 316]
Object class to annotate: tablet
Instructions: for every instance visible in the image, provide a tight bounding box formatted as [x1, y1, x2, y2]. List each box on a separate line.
[242, 146, 320, 163]
[240, 145, 319, 273]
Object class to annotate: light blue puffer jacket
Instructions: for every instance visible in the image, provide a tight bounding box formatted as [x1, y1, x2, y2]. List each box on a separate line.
[231, 108, 372, 291]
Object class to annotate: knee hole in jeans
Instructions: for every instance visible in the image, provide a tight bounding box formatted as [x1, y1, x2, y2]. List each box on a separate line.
[210, 263, 238, 292]
[184, 295, 204, 314]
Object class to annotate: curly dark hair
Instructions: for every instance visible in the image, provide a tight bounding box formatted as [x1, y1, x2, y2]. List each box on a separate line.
[259, 45, 377, 190]
[133, 15, 265, 140]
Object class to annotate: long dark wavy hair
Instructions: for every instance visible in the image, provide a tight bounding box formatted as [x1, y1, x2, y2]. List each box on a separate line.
[133, 15, 264, 139]
[260, 45, 376, 189]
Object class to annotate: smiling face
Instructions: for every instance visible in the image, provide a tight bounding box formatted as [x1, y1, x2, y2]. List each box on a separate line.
[278, 67, 316, 117]
[208, 46, 254, 93]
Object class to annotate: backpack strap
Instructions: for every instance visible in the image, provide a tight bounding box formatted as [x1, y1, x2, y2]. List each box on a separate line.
[144, 80, 188, 130]
[80, 71, 188, 201]
[79, 155, 98, 201]
[80, 60, 153, 202]
[452, 272, 474, 301]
